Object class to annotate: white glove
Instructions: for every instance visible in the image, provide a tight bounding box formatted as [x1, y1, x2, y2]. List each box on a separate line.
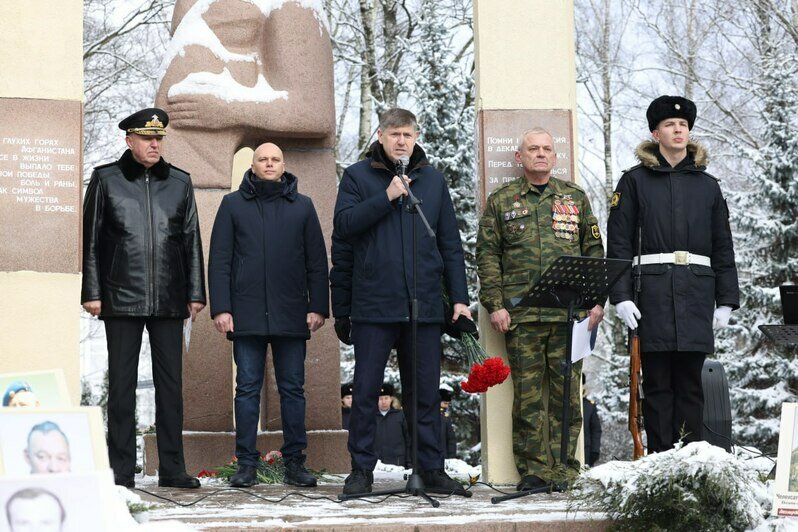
[713, 306, 733, 329]
[616, 300, 641, 330]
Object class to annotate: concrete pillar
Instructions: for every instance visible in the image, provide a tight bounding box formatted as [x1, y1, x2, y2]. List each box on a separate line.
[473, 0, 582, 484]
[0, 1, 83, 403]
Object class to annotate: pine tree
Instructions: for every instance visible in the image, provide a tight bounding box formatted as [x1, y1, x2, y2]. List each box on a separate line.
[716, 11, 798, 451]
[410, 0, 479, 458]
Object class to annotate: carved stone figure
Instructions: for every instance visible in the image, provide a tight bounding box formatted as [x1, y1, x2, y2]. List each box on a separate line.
[155, 0, 335, 188]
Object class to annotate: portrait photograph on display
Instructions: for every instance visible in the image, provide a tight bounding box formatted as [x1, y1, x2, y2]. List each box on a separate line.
[0, 407, 108, 476]
[0, 471, 116, 532]
[0, 369, 71, 409]
[772, 403, 798, 516]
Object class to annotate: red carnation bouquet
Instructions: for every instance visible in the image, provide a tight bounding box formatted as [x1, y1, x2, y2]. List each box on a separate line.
[442, 288, 510, 393]
[458, 332, 511, 393]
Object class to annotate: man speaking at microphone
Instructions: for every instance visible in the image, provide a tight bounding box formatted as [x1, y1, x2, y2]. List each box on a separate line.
[332, 108, 471, 495]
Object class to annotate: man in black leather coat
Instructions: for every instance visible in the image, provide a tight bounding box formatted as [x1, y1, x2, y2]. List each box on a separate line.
[81, 108, 206, 489]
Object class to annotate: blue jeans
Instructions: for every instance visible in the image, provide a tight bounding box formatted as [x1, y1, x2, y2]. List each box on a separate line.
[233, 336, 307, 466]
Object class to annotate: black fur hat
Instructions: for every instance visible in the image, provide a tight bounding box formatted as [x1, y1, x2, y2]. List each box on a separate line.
[646, 95, 696, 131]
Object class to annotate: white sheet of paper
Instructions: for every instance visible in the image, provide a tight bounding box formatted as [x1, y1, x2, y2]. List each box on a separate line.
[183, 316, 192, 352]
[571, 317, 597, 362]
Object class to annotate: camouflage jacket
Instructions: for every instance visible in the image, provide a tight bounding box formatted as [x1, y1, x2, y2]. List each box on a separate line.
[476, 176, 604, 323]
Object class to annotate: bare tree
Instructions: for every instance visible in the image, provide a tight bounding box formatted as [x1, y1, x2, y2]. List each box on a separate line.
[83, 0, 174, 179]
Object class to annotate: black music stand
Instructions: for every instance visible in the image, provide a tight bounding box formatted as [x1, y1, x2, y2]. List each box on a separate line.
[491, 255, 630, 504]
[759, 325, 798, 346]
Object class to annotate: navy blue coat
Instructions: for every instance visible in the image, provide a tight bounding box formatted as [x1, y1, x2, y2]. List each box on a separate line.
[208, 171, 329, 339]
[332, 144, 468, 323]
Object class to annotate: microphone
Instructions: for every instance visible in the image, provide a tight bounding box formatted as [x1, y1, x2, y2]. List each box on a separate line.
[396, 155, 409, 178]
[396, 155, 410, 205]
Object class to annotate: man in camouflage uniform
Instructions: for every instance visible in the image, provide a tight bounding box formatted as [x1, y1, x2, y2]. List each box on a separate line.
[476, 128, 604, 491]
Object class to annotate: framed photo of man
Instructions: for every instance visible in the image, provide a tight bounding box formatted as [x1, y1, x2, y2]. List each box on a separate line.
[0, 407, 108, 475]
[0, 470, 118, 532]
[0, 369, 71, 408]
[773, 402, 798, 516]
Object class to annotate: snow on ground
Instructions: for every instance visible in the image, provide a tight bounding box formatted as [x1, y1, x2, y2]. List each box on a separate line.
[121, 463, 605, 530]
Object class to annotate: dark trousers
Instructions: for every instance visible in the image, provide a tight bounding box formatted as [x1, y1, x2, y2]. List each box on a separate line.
[641, 350, 706, 452]
[233, 336, 307, 466]
[348, 322, 443, 471]
[104, 317, 185, 478]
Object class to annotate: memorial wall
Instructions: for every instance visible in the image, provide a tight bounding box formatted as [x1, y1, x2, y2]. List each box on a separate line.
[0, 1, 83, 402]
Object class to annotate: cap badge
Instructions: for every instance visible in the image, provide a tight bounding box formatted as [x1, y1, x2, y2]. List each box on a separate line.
[145, 115, 164, 128]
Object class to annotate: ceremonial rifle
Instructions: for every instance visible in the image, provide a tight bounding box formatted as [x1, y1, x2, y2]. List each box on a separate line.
[628, 226, 645, 459]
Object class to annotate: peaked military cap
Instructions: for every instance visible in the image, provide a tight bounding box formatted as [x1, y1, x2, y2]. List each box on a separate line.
[119, 107, 169, 136]
[341, 382, 353, 398]
[379, 382, 395, 397]
[646, 95, 696, 131]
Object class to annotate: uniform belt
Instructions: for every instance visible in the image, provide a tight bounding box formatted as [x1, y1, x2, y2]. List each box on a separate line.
[633, 252, 711, 267]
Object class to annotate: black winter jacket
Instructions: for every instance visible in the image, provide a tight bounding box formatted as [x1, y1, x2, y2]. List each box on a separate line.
[208, 171, 329, 339]
[607, 141, 740, 353]
[375, 408, 411, 468]
[332, 143, 468, 323]
[81, 150, 206, 318]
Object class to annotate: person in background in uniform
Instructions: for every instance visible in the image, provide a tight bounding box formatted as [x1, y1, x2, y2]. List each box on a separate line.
[2, 381, 39, 408]
[476, 127, 605, 491]
[582, 374, 601, 467]
[439, 386, 457, 459]
[333, 108, 471, 496]
[607, 96, 739, 453]
[341, 382, 353, 430]
[24, 421, 71, 474]
[373, 383, 411, 468]
[208, 142, 328, 488]
[82, 108, 206, 489]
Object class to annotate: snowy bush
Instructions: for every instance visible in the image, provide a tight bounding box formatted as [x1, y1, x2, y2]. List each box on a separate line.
[571, 441, 766, 531]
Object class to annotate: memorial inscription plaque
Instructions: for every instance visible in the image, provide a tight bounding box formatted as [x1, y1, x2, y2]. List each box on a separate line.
[0, 99, 82, 273]
[477, 109, 574, 208]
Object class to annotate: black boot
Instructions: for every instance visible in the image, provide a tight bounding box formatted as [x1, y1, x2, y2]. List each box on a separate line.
[230, 464, 258, 488]
[158, 471, 200, 489]
[283, 455, 317, 487]
[421, 469, 469, 496]
[343, 469, 373, 495]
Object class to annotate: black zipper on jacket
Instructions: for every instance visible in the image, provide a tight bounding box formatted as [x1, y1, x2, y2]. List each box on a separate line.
[255, 195, 270, 333]
[145, 170, 155, 315]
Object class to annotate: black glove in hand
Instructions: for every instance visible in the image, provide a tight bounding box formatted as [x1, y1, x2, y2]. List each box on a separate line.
[443, 315, 478, 340]
[334, 317, 352, 345]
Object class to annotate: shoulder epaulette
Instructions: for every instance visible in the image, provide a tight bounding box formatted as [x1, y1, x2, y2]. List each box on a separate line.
[489, 179, 521, 196]
[698, 168, 721, 182]
[169, 163, 191, 177]
[622, 163, 644, 174]
[93, 161, 118, 171]
[562, 180, 586, 193]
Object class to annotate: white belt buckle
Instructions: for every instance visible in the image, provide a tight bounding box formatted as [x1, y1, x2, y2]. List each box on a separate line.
[674, 251, 689, 265]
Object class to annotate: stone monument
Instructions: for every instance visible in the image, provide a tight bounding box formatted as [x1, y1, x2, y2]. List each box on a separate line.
[473, 0, 584, 483]
[143, 0, 346, 474]
[0, 1, 83, 402]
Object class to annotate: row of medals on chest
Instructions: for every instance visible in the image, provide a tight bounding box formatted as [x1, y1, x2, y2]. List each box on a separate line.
[504, 200, 580, 240]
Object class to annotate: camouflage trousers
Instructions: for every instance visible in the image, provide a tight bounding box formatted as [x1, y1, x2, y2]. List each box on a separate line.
[506, 322, 582, 480]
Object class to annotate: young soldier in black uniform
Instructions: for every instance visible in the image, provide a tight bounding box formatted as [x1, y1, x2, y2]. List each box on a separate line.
[607, 96, 739, 452]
